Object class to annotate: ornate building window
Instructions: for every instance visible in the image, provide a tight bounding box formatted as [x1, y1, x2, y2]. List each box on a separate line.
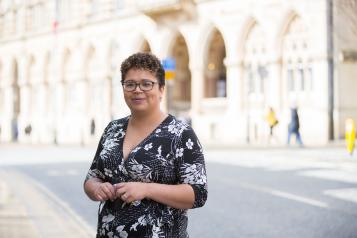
[11, 9, 17, 34]
[114, 0, 125, 12]
[26, 1, 46, 32]
[282, 16, 312, 98]
[243, 23, 268, 99]
[57, 0, 72, 24]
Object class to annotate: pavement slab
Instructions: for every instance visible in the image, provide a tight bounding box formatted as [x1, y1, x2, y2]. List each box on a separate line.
[0, 170, 95, 238]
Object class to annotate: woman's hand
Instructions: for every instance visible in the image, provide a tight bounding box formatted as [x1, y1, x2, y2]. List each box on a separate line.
[114, 182, 147, 203]
[92, 182, 116, 202]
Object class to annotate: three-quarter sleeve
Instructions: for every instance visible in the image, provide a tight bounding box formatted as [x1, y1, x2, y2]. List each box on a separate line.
[84, 123, 111, 183]
[175, 126, 208, 208]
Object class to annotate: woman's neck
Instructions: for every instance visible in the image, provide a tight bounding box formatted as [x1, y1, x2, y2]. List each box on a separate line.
[130, 110, 167, 127]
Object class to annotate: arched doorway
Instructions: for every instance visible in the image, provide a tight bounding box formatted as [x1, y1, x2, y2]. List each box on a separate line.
[0, 61, 3, 137]
[85, 45, 105, 138]
[25, 56, 36, 140]
[204, 28, 226, 98]
[11, 60, 20, 141]
[108, 40, 124, 119]
[43, 52, 50, 117]
[62, 48, 83, 143]
[243, 21, 268, 142]
[140, 39, 151, 53]
[168, 33, 191, 121]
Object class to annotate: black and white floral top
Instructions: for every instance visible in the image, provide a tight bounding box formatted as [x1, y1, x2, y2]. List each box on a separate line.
[85, 114, 208, 238]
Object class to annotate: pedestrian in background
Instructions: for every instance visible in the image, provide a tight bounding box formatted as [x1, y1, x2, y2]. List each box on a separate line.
[287, 107, 303, 146]
[84, 52, 207, 238]
[265, 107, 279, 143]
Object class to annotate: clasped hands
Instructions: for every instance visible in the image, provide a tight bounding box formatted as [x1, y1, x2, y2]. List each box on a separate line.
[94, 182, 147, 203]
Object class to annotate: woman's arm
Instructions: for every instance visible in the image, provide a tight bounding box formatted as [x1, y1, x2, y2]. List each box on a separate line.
[146, 183, 194, 209]
[115, 182, 195, 209]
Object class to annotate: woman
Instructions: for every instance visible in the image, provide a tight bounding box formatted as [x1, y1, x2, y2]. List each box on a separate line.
[84, 52, 208, 238]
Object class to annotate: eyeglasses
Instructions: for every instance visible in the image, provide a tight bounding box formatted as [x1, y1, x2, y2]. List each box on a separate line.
[122, 80, 158, 92]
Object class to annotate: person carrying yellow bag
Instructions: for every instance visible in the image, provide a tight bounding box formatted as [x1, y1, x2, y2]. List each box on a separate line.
[266, 107, 279, 138]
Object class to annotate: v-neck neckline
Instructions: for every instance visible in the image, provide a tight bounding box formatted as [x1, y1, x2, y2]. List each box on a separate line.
[121, 114, 172, 162]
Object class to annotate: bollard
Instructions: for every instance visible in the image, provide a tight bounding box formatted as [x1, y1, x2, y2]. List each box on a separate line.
[345, 118, 356, 155]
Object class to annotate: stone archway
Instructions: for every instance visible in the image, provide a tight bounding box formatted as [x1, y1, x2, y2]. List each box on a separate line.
[0, 61, 3, 123]
[168, 33, 191, 120]
[204, 28, 226, 98]
[140, 39, 151, 53]
[242, 21, 268, 142]
[11, 60, 20, 141]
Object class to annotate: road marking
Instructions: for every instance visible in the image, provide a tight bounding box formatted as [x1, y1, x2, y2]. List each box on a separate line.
[47, 170, 60, 176]
[269, 190, 329, 208]
[220, 178, 329, 209]
[207, 155, 336, 172]
[324, 188, 357, 204]
[47, 169, 79, 177]
[298, 170, 357, 184]
[67, 169, 79, 176]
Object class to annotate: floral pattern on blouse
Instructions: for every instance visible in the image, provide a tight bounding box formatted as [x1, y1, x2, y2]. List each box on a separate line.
[85, 115, 207, 238]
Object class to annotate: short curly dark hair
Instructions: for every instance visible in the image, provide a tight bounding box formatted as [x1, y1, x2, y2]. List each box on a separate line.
[120, 52, 165, 87]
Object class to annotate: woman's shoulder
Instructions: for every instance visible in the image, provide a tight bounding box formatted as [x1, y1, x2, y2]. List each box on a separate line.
[167, 114, 196, 135]
[104, 116, 129, 131]
[111, 116, 129, 125]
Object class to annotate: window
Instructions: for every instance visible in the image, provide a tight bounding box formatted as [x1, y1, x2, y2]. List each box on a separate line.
[243, 23, 268, 98]
[297, 67, 304, 91]
[308, 67, 313, 91]
[287, 68, 294, 92]
[282, 16, 311, 96]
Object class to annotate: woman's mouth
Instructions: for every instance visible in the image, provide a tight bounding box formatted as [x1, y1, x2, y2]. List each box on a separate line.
[132, 98, 145, 103]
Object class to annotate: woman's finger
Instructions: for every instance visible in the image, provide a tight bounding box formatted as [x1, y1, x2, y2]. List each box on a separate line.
[115, 186, 127, 197]
[97, 194, 103, 201]
[102, 184, 115, 199]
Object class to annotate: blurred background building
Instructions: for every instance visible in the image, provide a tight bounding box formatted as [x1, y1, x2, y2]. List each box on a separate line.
[0, 0, 356, 146]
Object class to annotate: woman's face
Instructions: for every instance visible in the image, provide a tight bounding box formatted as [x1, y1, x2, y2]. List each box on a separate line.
[122, 68, 164, 115]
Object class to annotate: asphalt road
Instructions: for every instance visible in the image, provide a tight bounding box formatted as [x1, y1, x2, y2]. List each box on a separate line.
[1, 146, 357, 238]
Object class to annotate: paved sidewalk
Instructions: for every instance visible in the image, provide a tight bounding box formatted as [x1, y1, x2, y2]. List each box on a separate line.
[0, 179, 39, 238]
[0, 170, 95, 238]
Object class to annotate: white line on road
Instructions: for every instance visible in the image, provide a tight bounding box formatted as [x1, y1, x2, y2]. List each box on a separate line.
[269, 190, 329, 208]
[47, 169, 80, 177]
[47, 170, 60, 176]
[220, 178, 330, 209]
[324, 188, 357, 204]
[298, 169, 357, 184]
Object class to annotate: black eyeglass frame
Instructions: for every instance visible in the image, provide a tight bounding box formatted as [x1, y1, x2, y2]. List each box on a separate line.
[121, 80, 158, 92]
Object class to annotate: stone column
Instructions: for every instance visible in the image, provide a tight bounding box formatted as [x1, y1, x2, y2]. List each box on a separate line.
[268, 57, 282, 110]
[224, 57, 244, 115]
[189, 64, 204, 115]
[223, 57, 247, 143]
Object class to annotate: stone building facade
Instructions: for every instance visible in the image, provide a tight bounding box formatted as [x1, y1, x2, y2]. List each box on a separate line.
[0, 0, 356, 146]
